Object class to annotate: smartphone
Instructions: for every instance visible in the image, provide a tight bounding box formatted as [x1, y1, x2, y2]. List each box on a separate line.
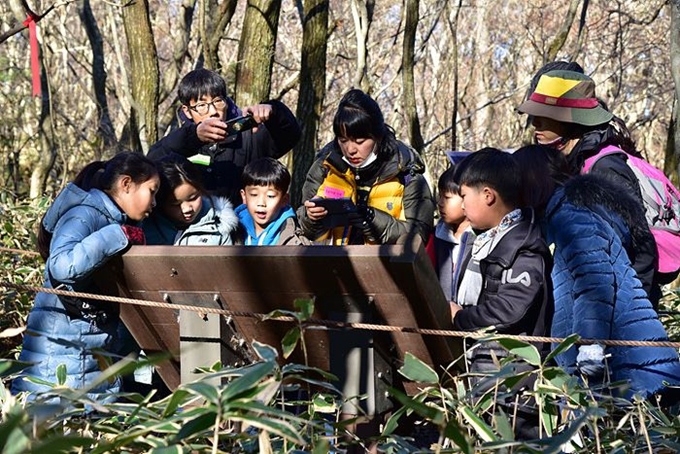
[225, 115, 259, 136]
[311, 197, 357, 215]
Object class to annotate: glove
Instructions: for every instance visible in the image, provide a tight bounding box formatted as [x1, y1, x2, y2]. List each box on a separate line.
[347, 205, 375, 229]
[576, 344, 606, 378]
[121, 224, 146, 246]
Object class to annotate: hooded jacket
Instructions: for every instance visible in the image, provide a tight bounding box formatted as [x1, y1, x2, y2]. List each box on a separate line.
[235, 204, 308, 246]
[13, 184, 132, 398]
[297, 139, 434, 245]
[148, 100, 301, 207]
[143, 196, 240, 246]
[544, 176, 680, 398]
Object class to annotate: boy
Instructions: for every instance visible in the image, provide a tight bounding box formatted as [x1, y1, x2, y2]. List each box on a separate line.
[148, 68, 302, 207]
[235, 157, 308, 245]
[428, 166, 475, 302]
[451, 148, 553, 440]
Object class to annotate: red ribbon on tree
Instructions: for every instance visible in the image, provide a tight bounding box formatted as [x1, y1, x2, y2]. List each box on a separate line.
[22, 14, 41, 97]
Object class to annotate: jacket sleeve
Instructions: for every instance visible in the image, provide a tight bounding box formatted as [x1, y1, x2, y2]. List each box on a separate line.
[296, 156, 329, 240]
[48, 207, 129, 283]
[453, 250, 547, 333]
[371, 173, 435, 244]
[251, 100, 301, 160]
[550, 206, 617, 341]
[147, 122, 204, 160]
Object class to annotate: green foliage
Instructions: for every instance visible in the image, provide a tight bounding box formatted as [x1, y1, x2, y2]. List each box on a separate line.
[2, 201, 680, 452]
[660, 286, 680, 341]
[0, 194, 47, 358]
[377, 337, 680, 453]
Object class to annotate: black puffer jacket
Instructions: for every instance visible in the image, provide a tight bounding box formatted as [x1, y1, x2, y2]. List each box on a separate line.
[148, 100, 301, 206]
[297, 140, 434, 245]
[454, 209, 554, 370]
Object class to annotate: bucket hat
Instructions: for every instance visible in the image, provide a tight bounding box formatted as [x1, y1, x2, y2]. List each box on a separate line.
[517, 70, 613, 126]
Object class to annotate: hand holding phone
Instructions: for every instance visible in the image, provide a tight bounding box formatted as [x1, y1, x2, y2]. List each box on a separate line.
[225, 115, 259, 136]
[310, 197, 357, 215]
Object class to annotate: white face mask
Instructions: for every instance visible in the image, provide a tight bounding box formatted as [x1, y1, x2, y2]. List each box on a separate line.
[342, 141, 379, 169]
[343, 150, 378, 169]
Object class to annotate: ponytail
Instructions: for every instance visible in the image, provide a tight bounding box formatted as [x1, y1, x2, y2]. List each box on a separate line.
[37, 152, 157, 261]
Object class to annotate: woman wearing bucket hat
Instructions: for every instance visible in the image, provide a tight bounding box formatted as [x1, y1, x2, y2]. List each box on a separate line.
[516, 69, 660, 308]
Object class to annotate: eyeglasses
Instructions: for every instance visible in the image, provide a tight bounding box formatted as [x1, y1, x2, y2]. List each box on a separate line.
[188, 97, 227, 116]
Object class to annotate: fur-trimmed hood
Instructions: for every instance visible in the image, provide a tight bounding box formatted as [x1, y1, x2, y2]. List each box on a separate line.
[547, 173, 651, 254]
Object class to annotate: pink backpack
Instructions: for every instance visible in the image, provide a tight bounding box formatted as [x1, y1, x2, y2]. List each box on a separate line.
[583, 145, 680, 276]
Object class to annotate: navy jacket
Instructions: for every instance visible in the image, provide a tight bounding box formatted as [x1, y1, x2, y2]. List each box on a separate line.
[545, 179, 680, 398]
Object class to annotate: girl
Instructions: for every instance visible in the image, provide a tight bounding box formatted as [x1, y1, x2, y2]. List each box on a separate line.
[516, 69, 659, 305]
[143, 154, 240, 246]
[514, 145, 680, 404]
[297, 89, 434, 245]
[12, 152, 159, 399]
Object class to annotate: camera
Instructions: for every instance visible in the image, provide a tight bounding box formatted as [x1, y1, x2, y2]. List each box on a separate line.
[225, 115, 259, 136]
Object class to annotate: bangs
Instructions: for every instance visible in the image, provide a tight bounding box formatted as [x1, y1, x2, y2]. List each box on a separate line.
[333, 107, 376, 139]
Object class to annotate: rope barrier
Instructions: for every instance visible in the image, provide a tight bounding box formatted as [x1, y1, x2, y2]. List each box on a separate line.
[2, 245, 680, 348]
[3, 280, 680, 349]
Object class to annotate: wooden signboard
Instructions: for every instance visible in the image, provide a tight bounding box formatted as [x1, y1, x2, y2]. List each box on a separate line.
[106, 236, 460, 408]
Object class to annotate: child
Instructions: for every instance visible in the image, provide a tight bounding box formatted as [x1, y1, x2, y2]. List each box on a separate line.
[514, 145, 680, 405]
[428, 166, 475, 302]
[451, 148, 553, 440]
[235, 157, 308, 245]
[12, 152, 159, 400]
[298, 89, 434, 245]
[148, 68, 302, 207]
[143, 153, 240, 246]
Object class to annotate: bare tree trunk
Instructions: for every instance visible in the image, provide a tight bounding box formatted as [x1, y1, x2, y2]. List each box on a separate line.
[7, 0, 56, 198]
[350, 0, 374, 92]
[669, 0, 680, 186]
[546, 0, 582, 62]
[122, 0, 159, 153]
[29, 45, 57, 199]
[447, 0, 463, 153]
[402, 0, 423, 153]
[157, 0, 197, 135]
[235, 0, 281, 106]
[207, 0, 238, 71]
[291, 0, 329, 208]
[78, 0, 116, 159]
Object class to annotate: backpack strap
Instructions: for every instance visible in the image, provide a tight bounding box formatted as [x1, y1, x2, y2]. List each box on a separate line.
[581, 145, 627, 174]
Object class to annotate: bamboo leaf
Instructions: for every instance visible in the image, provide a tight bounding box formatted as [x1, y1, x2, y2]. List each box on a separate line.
[27, 436, 93, 454]
[495, 338, 541, 366]
[460, 406, 498, 442]
[174, 411, 217, 441]
[293, 298, 314, 320]
[545, 334, 579, 365]
[398, 352, 439, 384]
[222, 361, 276, 401]
[182, 381, 220, 405]
[281, 326, 301, 359]
[56, 364, 67, 386]
[148, 446, 183, 454]
[252, 341, 278, 363]
[443, 419, 473, 454]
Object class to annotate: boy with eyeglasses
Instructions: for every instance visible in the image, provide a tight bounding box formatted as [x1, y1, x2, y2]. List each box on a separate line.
[149, 68, 301, 206]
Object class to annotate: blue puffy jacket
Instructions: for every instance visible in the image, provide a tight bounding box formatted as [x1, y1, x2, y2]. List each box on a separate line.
[545, 181, 680, 399]
[12, 184, 133, 400]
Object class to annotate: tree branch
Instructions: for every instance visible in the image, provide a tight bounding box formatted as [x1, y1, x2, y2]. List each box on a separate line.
[0, 2, 70, 44]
